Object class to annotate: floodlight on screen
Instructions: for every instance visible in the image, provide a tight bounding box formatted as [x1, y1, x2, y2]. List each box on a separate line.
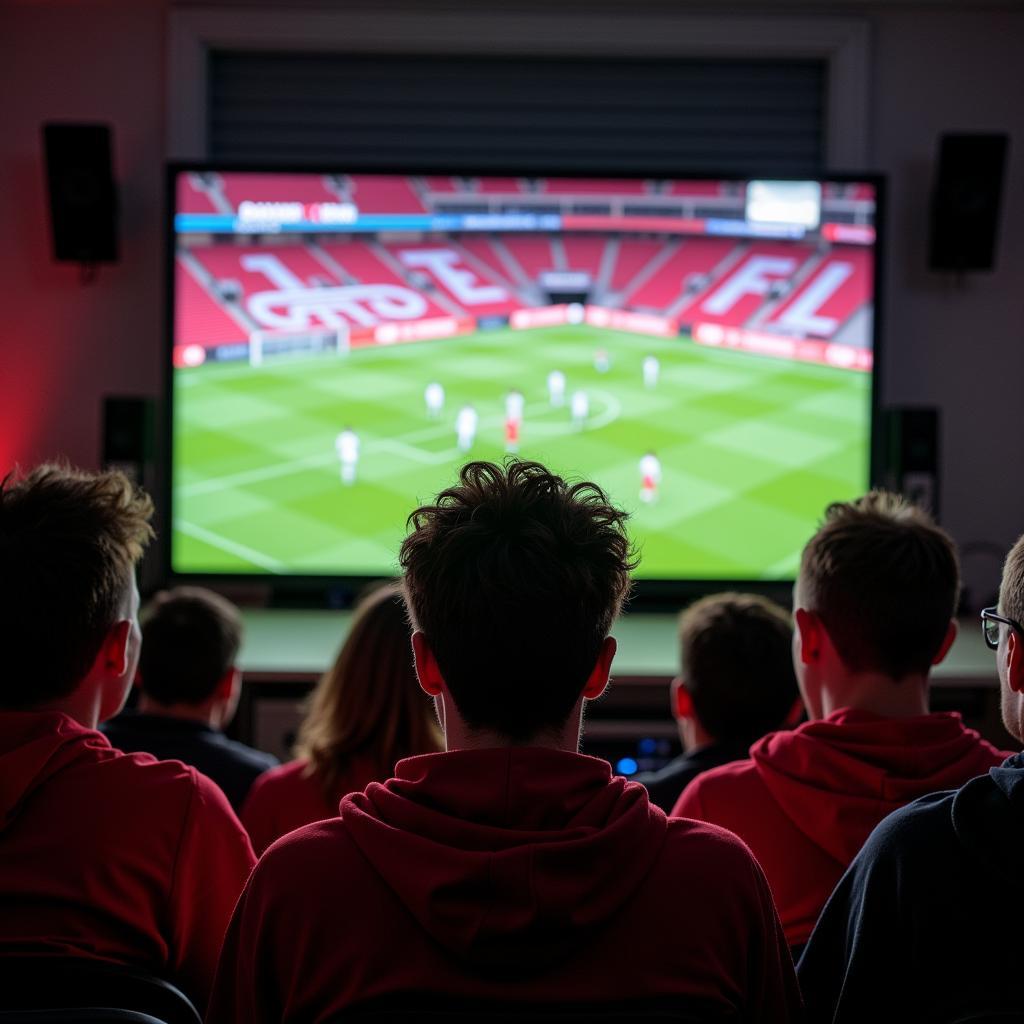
[169, 170, 878, 581]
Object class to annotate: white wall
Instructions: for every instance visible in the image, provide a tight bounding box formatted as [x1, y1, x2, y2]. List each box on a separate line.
[2, 2, 1021, 598]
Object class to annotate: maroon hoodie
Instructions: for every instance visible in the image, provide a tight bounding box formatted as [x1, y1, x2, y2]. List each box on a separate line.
[673, 709, 1008, 946]
[209, 747, 801, 1021]
[0, 710, 256, 1009]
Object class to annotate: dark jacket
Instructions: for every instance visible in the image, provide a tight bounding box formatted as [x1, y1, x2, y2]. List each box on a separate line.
[634, 739, 752, 813]
[103, 711, 277, 811]
[798, 752, 1024, 1023]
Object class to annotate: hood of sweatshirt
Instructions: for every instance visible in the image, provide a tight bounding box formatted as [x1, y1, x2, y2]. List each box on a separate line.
[340, 747, 666, 972]
[750, 708, 1004, 865]
[0, 711, 113, 830]
[951, 751, 1024, 889]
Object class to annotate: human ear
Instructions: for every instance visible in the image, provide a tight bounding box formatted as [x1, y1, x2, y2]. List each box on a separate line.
[411, 630, 445, 697]
[582, 636, 617, 700]
[103, 620, 133, 678]
[671, 677, 694, 720]
[931, 619, 958, 666]
[793, 608, 822, 665]
[1007, 630, 1024, 695]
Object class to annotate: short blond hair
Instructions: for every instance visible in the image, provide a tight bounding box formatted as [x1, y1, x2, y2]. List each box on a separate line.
[0, 463, 154, 708]
[798, 491, 959, 679]
[1000, 535, 1024, 625]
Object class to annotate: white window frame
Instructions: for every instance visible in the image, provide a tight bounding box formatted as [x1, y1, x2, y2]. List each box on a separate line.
[168, 8, 869, 169]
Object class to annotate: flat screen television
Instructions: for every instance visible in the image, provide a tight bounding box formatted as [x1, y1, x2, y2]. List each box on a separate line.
[166, 166, 881, 586]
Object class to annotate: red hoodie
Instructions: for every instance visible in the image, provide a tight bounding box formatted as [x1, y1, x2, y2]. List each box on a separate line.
[672, 709, 1008, 946]
[209, 747, 801, 1022]
[0, 710, 256, 1009]
[241, 756, 378, 855]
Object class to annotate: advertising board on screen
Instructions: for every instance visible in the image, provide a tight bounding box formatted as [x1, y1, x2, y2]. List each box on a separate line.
[169, 168, 879, 582]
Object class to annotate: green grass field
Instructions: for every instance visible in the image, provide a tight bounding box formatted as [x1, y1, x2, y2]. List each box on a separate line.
[172, 324, 871, 579]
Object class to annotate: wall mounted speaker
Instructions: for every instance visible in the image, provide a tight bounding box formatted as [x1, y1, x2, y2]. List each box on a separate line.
[42, 123, 118, 264]
[929, 133, 1009, 272]
[102, 396, 154, 486]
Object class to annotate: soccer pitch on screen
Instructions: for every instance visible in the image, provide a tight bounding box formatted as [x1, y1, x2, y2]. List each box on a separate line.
[172, 324, 870, 580]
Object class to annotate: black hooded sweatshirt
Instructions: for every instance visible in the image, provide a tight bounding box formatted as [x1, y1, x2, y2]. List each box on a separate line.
[798, 752, 1024, 1023]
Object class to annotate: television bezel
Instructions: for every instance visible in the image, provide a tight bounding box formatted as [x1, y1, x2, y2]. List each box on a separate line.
[162, 161, 885, 607]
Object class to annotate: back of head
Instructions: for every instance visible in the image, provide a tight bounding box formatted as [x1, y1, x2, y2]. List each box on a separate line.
[0, 463, 154, 710]
[1000, 535, 1024, 627]
[296, 581, 442, 794]
[139, 587, 242, 706]
[681, 592, 797, 744]
[798, 491, 960, 679]
[400, 460, 636, 742]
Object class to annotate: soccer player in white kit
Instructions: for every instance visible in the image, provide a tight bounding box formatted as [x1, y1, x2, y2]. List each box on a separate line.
[547, 369, 566, 407]
[594, 348, 610, 373]
[639, 451, 662, 504]
[643, 354, 660, 389]
[570, 389, 589, 429]
[504, 389, 525, 452]
[456, 404, 478, 452]
[424, 381, 445, 418]
[335, 427, 360, 485]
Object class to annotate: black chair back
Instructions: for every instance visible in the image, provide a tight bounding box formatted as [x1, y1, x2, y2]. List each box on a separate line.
[0, 959, 199, 1024]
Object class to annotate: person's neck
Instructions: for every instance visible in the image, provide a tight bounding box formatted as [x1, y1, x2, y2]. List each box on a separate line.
[36, 689, 105, 732]
[441, 699, 584, 753]
[820, 671, 930, 720]
[680, 718, 715, 755]
[138, 695, 220, 728]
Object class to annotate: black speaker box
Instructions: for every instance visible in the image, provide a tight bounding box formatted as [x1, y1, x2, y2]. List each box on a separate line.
[929, 133, 1009, 272]
[102, 396, 155, 486]
[43, 123, 118, 264]
[883, 407, 940, 519]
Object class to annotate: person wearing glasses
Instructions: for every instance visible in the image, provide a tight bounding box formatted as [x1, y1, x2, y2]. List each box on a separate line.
[798, 534, 1024, 1022]
[673, 492, 1008, 953]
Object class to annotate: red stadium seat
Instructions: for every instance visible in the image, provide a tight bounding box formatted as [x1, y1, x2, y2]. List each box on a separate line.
[766, 246, 873, 339]
[625, 238, 736, 310]
[174, 258, 248, 349]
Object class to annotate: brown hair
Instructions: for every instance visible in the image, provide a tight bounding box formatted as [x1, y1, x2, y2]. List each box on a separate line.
[140, 587, 243, 706]
[0, 463, 154, 709]
[295, 581, 442, 801]
[680, 592, 797, 743]
[1000, 535, 1024, 625]
[798, 490, 959, 679]
[400, 460, 636, 742]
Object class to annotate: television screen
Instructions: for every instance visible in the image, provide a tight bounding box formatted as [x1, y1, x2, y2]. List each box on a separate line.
[169, 168, 878, 581]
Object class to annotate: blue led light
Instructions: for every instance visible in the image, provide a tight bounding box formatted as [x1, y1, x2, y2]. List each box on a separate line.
[638, 738, 657, 756]
[616, 757, 639, 776]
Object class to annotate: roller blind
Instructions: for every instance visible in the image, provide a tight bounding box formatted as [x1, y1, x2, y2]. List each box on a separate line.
[209, 52, 825, 175]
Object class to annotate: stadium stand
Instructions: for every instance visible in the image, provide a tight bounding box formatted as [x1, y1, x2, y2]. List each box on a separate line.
[455, 237, 522, 286]
[475, 177, 528, 194]
[175, 259, 248, 348]
[381, 241, 522, 317]
[217, 173, 338, 210]
[500, 236, 557, 281]
[541, 178, 650, 195]
[625, 238, 737, 309]
[177, 176, 221, 214]
[421, 175, 460, 193]
[667, 181, 735, 198]
[766, 245, 873, 339]
[318, 242, 453, 317]
[675, 243, 814, 328]
[607, 239, 666, 293]
[561, 236, 607, 276]
[348, 176, 426, 214]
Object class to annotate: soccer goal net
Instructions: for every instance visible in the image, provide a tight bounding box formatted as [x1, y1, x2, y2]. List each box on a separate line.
[247, 325, 350, 367]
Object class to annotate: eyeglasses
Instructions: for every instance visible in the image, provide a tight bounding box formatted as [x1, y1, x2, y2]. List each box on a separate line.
[980, 606, 1024, 650]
